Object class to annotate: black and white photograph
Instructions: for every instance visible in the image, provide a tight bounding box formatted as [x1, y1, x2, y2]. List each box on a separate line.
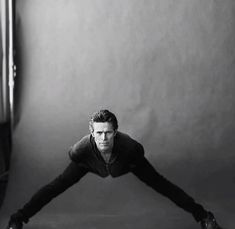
[0, 1, 234, 228]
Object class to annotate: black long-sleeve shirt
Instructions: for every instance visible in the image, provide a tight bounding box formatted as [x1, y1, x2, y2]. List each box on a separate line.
[14, 131, 207, 223]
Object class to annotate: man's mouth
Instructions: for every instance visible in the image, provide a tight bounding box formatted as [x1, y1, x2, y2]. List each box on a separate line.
[100, 143, 109, 146]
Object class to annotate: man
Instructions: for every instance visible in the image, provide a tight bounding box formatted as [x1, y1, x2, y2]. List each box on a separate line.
[7, 109, 223, 229]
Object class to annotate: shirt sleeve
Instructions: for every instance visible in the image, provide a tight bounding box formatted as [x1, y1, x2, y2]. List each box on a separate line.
[14, 161, 88, 223]
[130, 155, 208, 222]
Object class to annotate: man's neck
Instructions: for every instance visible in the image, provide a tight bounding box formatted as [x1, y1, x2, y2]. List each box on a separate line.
[100, 150, 112, 163]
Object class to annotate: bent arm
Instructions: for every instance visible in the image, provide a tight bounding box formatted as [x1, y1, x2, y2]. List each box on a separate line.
[131, 156, 207, 222]
[13, 161, 88, 223]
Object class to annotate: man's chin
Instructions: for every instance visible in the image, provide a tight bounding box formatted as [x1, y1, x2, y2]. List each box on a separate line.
[99, 146, 110, 152]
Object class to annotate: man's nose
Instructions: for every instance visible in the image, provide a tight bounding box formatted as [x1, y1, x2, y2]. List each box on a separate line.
[101, 133, 107, 140]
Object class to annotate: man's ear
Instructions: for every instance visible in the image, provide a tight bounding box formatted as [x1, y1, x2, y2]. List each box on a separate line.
[89, 124, 94, 137]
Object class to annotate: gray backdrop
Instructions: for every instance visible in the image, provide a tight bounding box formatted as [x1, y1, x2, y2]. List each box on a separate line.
[0, 0, 235, 228]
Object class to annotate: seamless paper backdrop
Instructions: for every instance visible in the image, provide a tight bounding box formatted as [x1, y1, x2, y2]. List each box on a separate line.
[0, 1, 235, 228]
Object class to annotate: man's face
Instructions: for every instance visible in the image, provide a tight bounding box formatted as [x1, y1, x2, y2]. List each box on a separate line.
[91, 122, 116, 153]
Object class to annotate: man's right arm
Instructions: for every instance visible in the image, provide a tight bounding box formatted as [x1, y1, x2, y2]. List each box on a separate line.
[7, 161, 88, 229]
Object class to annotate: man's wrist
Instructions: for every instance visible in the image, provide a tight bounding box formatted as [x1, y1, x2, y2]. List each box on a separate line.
[8, 212, 25, 229]
[8, 219, 23, 229]
[199, 211, 223, 229]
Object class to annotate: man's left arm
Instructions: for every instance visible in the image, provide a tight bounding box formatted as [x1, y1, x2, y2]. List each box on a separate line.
[130, 154, 207, 222]
[129, 143, 223, 228]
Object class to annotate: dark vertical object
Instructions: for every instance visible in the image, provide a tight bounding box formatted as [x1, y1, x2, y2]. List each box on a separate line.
[0, 0, 15, 171]
[0, 0, 15, 208]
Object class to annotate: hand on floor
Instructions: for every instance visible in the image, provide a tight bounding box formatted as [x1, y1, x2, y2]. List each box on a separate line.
[7, 221, 23, 229]
[200, 212, 223, 229]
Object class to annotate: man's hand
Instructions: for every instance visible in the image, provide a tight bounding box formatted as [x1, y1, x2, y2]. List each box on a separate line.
[7, 221, 23, 229]
[200, 212, 223, 229]
[7, 213, 24, 229]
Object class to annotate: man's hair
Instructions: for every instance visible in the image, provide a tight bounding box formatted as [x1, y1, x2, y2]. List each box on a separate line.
[89, 109, 118, 132]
